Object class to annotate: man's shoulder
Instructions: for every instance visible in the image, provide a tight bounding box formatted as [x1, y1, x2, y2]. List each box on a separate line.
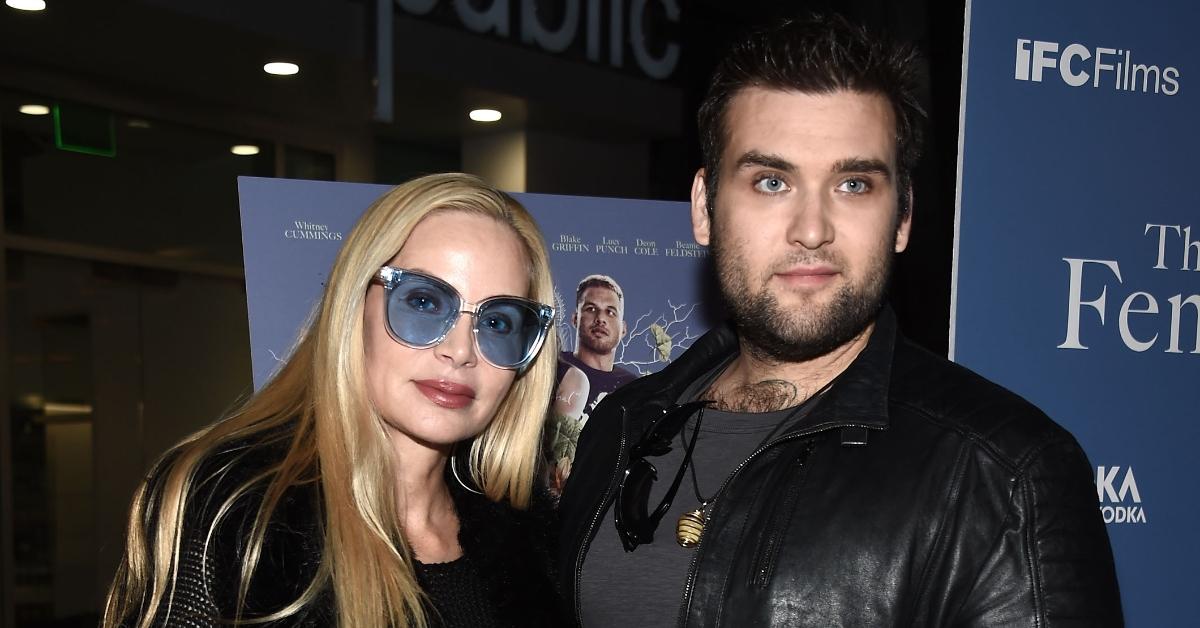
[557, 351, 580, 372]
[558, 351, 601, 375]
[609, 364, 638, 382]
[888, 338, 1080, 468]
[558, 351, 638, 383]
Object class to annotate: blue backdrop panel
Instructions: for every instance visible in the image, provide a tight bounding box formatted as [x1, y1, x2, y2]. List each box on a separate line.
[953, 1, 1199, 623]
[237, 177, 712, 388]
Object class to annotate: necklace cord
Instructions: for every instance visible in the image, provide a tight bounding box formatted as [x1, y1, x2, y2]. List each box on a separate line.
[681, 379, 835, 506]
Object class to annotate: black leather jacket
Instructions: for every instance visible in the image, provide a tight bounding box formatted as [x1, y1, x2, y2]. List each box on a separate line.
[115, 430, 563, 627]
[557, 309, 1122, 627]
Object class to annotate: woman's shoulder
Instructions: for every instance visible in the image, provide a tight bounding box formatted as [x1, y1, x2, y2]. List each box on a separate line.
[144, 422, 325, 621]
[139, 429, 283, 528]
[182, 424, 321, 558]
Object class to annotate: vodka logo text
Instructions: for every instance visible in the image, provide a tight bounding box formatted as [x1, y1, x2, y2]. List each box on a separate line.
[1096, 465, 1147, 524]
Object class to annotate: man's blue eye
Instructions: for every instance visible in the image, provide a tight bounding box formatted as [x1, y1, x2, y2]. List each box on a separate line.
[754, 176, 788, 193]
[839, 179, 869, 194]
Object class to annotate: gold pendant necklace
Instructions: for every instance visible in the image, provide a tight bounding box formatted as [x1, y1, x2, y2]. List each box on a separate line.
[672, 382, 833, 550]
[676, 507, 706, 547]
[675, 408, 711, 549]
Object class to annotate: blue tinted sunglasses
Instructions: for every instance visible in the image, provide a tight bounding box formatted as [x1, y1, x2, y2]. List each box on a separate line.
[372, 266, 554, 371]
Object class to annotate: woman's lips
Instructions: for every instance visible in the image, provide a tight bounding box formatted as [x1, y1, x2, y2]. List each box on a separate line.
[413, 379, 476, 409]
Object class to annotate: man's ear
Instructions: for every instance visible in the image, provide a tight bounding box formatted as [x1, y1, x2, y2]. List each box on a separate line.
[691, 168, 712, 246]
[571, 312, 578, 328]
[619, 320, 627, 339]
[895, 188, 914, 253]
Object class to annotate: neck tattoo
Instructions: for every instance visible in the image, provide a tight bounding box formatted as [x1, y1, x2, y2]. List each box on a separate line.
[704, 378, 801, 413]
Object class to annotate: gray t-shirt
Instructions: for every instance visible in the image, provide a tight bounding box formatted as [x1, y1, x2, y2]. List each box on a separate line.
[579, 365, 820, 627]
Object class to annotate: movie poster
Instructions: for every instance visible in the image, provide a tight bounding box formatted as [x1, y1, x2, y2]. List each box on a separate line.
[238, 177, 715, 500]
[954, 1, 1198, 622]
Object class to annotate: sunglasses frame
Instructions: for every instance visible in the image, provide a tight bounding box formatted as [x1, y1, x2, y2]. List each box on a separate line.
[614, 400, 709, 551]
[372, 266, 555, 371]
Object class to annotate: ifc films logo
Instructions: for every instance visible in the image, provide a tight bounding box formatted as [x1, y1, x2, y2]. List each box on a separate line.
[1015, 39, 1180, 95]
[1096, 465, 1147, 524]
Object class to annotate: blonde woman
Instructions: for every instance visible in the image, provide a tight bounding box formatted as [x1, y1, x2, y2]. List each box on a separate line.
[104, 173, 563, 627]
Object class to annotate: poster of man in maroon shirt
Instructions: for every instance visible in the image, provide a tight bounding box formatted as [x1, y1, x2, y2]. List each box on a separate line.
[544, 275, 639, 500]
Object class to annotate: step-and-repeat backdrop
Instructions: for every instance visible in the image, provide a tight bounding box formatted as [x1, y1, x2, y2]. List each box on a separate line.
[953, 0, 1197, 623]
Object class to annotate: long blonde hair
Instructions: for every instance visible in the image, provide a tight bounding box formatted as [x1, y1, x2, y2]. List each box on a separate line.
[103, 173, 558, 627]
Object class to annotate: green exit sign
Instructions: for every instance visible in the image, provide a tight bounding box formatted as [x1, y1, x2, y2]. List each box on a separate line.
[53, 103, 116, 157]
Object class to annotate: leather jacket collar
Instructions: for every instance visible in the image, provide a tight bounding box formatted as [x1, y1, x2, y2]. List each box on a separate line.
[614, 306, 899, 439]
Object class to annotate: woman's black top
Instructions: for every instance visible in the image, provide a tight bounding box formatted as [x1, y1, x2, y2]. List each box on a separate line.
[415, 556, 497, 628]
[117, 431, 564, 627]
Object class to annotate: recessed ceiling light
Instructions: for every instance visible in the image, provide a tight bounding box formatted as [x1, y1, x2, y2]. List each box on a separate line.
[127, 119, 151, 129]
[231, 144, 261, 156]
[469, 109, 502, 123]
[263, 62, 299, 76]
[19, 104, 50, 115]
[6, 0, 47, 11]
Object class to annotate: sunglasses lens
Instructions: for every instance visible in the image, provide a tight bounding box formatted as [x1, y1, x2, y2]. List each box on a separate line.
[475, 299, 546, 368]
[385, 274, 459, 346]
[383, 270, 549, 369]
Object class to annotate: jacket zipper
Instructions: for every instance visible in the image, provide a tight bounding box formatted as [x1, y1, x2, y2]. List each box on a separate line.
[749, 440, 817, 588]
[676, 421, 884, 626]
[574, 405, 630, 625]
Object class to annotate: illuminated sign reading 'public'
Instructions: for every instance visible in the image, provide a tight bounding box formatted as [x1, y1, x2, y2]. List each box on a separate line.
[394, 0, 680, 80]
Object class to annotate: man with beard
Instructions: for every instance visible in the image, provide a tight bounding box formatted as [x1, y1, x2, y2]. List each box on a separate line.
[557, 14, 1122, 627]
[564, 274, 636, 397]
[544, 274, 638, 500]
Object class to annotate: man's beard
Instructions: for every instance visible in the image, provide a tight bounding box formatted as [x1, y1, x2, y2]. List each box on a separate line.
[710, 226, 894, 364]
[578, 326, 619, 355]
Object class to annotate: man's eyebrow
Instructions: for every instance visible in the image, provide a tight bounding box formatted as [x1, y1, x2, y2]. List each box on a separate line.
[833, 157, 893, 180]
[734, 151, 796, 172]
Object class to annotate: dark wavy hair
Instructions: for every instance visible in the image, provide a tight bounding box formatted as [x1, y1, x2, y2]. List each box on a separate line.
[697, 13, 927, 216]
